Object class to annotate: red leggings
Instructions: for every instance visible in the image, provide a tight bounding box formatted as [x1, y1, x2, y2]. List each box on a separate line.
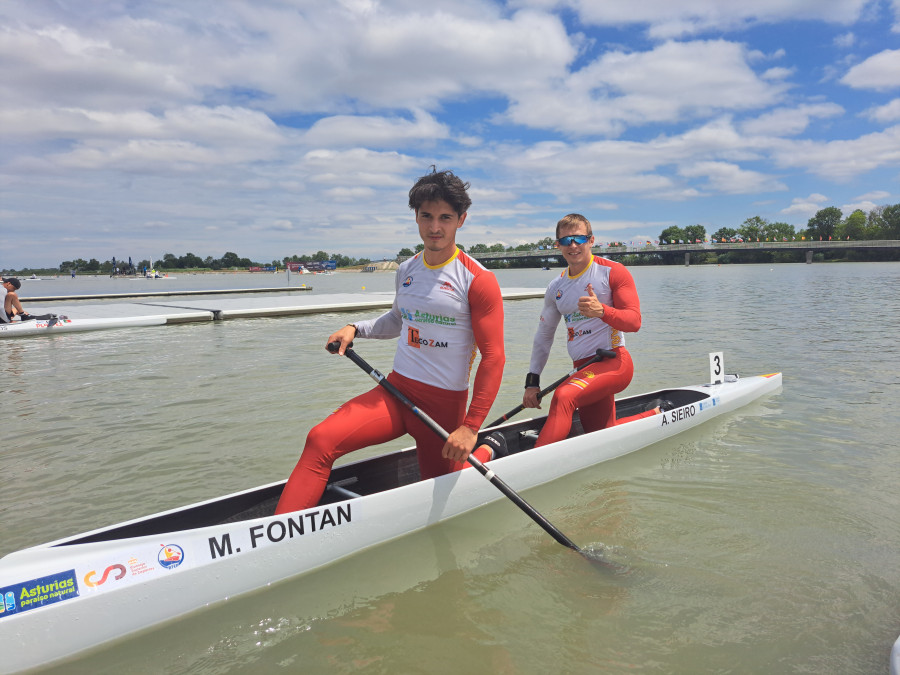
[276, 372, 489, 514]
[535, 347, 655, 447]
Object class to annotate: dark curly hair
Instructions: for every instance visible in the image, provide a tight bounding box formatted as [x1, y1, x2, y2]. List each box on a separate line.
[408, 166, 472, 216]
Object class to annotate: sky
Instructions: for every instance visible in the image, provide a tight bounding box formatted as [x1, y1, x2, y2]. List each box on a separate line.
[2, 0, 900, 269]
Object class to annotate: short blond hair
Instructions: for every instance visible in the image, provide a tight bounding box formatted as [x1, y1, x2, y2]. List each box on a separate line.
[556, 213, 592, 239]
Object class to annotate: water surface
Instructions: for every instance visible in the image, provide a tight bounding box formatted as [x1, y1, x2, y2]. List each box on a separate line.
[3, 263, 899, 674]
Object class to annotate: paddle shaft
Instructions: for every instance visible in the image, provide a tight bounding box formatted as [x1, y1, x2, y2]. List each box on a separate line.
[486, 348, 617, 428]
[331, 343, 583, 553]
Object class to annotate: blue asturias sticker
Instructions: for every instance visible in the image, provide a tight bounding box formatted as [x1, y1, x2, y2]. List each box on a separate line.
[0, 569, 79, 619]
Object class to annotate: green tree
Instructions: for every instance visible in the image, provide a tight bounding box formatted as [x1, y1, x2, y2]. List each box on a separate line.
[467, 243, 489, 253]
[220, 252, 242, 268]
[839, 209, 866, 240]
[179, 252, 205, 268]
[738, 216, 769, 241]
[768, 221, 796, 241]
[684, 224, 707, 244]
[807, 207, 842, 240]
[711, 227, 737, 242]
[659, 226, 685, 244]
[398, 247, 414, 257]
[878, 204, 900, 239]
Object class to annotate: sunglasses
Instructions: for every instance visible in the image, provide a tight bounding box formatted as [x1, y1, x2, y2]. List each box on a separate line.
[558, 234, 591, 246]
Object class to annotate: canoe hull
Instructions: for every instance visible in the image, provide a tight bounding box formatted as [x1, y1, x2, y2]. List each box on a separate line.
[0, 316, 168, 337]
[0, 373, 782, 672]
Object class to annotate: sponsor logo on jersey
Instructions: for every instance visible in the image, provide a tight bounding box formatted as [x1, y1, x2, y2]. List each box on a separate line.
[555, 290, 563, 300]
[402, 276, 413, 287]
[400, 307, 457, 326]
[567, 327, 592, 341]
[563, 311, 588, 323]
[407, 326, 448, 349]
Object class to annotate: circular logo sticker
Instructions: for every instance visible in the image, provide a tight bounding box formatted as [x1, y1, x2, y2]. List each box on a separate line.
[158, 544, 185, 570]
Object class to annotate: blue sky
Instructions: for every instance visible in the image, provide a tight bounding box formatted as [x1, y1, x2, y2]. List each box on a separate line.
[2, 0, 900, 268]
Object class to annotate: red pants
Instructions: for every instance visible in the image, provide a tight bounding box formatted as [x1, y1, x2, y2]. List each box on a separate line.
[535, 347, 654, 448]
[276, 372, 489, 514]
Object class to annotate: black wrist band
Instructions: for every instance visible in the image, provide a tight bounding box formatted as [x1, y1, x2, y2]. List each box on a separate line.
[525, 372, 540, 389]
[348, 323, 358, 337]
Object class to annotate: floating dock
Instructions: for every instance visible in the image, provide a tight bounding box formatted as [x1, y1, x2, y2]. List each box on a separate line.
[1, 289, 544, 338]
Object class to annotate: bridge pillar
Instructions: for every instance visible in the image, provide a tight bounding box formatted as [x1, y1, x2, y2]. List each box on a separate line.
[806, 250, 813, 264]
[684, 252, 690, 266]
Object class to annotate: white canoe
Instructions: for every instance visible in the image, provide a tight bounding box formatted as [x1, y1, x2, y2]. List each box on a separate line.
[892, 634, 900, 675]
[0, 371, 782, 672]
[0, 315, 166, 337]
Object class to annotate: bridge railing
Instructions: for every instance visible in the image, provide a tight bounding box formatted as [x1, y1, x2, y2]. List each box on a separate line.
[395, 239, 900, 263]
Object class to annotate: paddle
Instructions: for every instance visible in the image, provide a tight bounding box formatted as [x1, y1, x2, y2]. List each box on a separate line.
[486, 348, 616, 428]
[328, 341, 597, 559]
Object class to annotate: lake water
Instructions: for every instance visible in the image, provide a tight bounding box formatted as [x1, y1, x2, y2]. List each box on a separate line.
[3, 263, 900, 674]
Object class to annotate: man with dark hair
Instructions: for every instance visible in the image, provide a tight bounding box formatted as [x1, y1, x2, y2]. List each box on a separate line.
[1, 278, 33, 323]
[276, 168, 505, 514]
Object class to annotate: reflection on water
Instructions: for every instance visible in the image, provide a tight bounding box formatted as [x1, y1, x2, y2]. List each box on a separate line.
[9, 263, 900, 674]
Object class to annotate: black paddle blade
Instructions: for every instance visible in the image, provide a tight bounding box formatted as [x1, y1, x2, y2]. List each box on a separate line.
[578, 543, 633, 574]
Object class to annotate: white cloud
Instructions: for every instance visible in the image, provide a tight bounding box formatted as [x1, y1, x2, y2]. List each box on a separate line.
[841, 49, 900, 90]
[854, 190, 891, 201]
[772, 125, 900, 179]
[834, 32, 856, 48]
[862, 98, 900, 123]
[841, 199, 878, 213]
[0, 23, 197, 110]
[781, 193, 829, 216]
[302, 110, 450, 148]
[761, 66, 794, 81]
[678, 160, 786, 193]
[740, 103, 844, 136]
[511, 0, 871, 38]
[505, 40, 788, 136]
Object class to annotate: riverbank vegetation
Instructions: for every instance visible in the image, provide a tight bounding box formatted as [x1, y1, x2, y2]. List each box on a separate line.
[454, 204, 900, 267]
[4, 205, 899, 277]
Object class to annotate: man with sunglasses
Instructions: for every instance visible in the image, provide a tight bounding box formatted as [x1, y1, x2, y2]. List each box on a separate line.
[519, 213, 660, 448]
[276, 168, 505, 515]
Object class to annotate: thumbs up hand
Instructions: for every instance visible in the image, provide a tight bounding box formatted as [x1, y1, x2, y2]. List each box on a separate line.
[577, 283, 605, 318]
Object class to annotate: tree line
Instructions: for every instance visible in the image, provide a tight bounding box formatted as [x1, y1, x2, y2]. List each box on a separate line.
[43, 250, 373, 275]
[394, 203, 900, 264]
[659, 204, 900, 247]
[5, 204, 899, 276]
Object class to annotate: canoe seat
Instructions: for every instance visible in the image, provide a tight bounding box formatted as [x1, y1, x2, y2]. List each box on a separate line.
[326, 482, 362, 500]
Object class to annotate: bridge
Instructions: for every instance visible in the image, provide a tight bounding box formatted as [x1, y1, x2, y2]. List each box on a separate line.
[397, 239, 900, 266]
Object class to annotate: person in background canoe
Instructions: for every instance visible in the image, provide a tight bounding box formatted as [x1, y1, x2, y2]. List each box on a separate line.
[513, 214, 666, 450]
[1, 277, 34, 322]
[275, 168, 505, 514]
